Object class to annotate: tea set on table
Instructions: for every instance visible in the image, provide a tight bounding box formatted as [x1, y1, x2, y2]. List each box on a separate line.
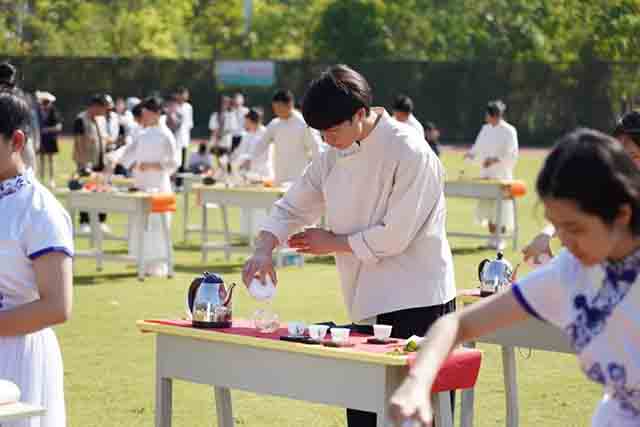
[185, 272, 397, 347]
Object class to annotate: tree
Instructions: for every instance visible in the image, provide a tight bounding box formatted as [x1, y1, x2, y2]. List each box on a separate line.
[311, 0, 391, 61]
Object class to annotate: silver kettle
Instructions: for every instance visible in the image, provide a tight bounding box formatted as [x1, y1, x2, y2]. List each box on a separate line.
[478, 252, 520, 296]
[186, 272, 236, 328]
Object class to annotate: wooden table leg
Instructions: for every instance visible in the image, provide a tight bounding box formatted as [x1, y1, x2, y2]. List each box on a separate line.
[494, 193, 504, 248]
[156, 377, 172, 427]
[161, 213, 174, 278]
[214, 387, 234, 427]
[91, 211, 103, 272]
[460, 341, 476, 427]
[201, 203, 208, 263]
[182, 184, 189, 242]
[137, 213, 146, 281]
[220, 205, 231, 262]
[433, 392, 454, 427]
[502, 346, 519, 427]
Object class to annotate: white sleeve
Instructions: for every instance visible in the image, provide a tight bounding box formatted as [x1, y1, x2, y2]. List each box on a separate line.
[347, 142, 445, 264]
[24, 197, 74, 259]
[303, 127, 323, 157]
[163, 130, 179, 172]
[209, 113, 219, 131]
[500, 126, 519, 167]
[511, 250, 573, 327]
[469, 125, 489, 160]
[185, 104, 194, 130]
[260, 158, 326, 244]
[250, 120, 277, 159]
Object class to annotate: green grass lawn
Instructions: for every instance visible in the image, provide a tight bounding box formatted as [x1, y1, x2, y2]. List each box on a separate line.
[46, 140, 600, 426]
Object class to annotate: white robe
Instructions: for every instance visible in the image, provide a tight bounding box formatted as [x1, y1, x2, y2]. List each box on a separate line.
[0, 169, 73, 427]
[232, 126, 272, 237]
[250, 111, 323, 185]
[469, 119, 519, 230]
[118, 125, 178, 276]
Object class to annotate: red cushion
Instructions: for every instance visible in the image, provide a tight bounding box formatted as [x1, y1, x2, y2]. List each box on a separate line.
[408, 348, 482, 392]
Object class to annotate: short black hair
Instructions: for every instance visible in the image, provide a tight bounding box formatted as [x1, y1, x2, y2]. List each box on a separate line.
[0, 90, 32, 141]
[487, 100, 506, 117]
[131, 103, 143, 119]
[89, 93, 110, 107]
[246, 108, 263, 124]
[537, 128, 640, 236]
[392, 95, 413, 114]
[613, 110, 640, 145]
[425, 121, 438, 131]
[0, 62, 16, 87]
[272, 89, 294, 104]
[302, 64, 372, 130]
[141, 95, 163, 113]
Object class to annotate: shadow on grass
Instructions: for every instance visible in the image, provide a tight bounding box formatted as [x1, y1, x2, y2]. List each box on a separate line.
[305, 256, 336, 265]
[74, 272, 138, 286]
[173, 263, 245, 275]
[451, 246, 490, 256]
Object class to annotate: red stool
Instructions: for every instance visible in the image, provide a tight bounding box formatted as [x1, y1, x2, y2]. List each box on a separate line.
[407, 348, 482, 427]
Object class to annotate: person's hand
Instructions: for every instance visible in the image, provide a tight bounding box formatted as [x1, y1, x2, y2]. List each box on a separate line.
[239, 159, 251, 170]
[288, 228, 338, 255]
[389, 376, 433, 427]
[242, 250, 277, 287]
[522, 233, 553, 264]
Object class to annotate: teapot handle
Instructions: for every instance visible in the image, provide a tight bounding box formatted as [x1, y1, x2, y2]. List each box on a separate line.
[478, 259, 490, 282]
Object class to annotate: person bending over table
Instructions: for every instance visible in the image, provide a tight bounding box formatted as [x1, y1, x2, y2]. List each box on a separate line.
[390, 128, 640, 427]
[523, 111, 640, 265]
[242, 64, 456, 427]
[0, 90, 74, 427]
[464, 100, 519, 250]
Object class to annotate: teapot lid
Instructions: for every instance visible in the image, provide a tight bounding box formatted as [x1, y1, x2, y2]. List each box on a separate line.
[202, 272, 224, 284]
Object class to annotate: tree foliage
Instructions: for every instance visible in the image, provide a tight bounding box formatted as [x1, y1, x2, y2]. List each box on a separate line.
[1, 0, 639, 62]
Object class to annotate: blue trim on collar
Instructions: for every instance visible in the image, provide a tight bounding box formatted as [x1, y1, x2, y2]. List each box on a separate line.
[28, 246, 74, 260]
[511, 284, 545, 321]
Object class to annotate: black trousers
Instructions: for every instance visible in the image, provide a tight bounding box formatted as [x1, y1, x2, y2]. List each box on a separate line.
[175, 147, 189, 187]
[78, 164, 107, 224]
[79, 212, 106, 224]
[346, 299, 456, 427]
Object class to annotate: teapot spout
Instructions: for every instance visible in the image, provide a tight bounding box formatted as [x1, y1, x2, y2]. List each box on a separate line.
[223, 283, 237, 307]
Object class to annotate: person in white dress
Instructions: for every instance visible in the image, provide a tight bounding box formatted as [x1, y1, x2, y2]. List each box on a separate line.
[0, 90, 74, 427]
[392, 94, 425, 139]
[208, 95, 236, 153]
[391, 129, 640, 427]
[465, 100, 519, 249]
[233, 108, 272, 180]
[176, 87, 193, 172]
[246, 89, 323, 186]
[232, 108, 272, 237]
[230, 93, 250, 153]
[117, 96, 178, 277]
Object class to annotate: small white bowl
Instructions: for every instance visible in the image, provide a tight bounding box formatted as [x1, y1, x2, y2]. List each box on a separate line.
[330, 327, 350, 344]
[287, 321, 306, 337]
[373, 324, 393, 340]
[308, 324, 329, 341]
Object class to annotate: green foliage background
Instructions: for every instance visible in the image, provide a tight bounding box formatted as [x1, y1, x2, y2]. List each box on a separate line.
[2, 0, 640, 62]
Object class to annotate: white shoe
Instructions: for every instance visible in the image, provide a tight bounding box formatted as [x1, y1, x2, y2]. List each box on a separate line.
[100, 223, 112, 234]
[79, 224, 91, 234]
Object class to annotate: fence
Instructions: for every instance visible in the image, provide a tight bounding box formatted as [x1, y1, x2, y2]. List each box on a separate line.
[5, 56, 640, 145]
